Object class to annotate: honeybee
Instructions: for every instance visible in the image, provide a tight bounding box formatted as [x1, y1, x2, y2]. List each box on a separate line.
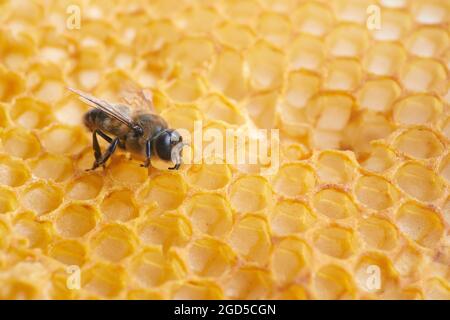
[68, 87, 185, 170]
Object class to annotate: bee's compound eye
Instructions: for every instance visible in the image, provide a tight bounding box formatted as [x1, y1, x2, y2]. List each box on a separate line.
[170, 131, 182, 145]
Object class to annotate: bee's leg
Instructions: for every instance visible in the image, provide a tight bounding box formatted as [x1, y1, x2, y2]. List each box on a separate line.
[168, 162, 181, 170]
[92, 137, 120, 169]
[88, 130, 113, 171]
[140, 139, 152, 168]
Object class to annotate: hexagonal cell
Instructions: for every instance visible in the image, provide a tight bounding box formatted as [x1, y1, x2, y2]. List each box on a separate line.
[274, 284, 308, 300]
[30, 153, 73, 182]
[55, 203, 97, 238]
[396, 201, 444, 248]
[66, 174, 103, 200]
[172, 280, 223, 300]
[405, 27, 448, 58]
[229, 215, 271, 266]
[214, 22, 255, 51]
[0, 187, 17, 214]
[186, 163, 231, 190]
[359, 144, 397, 173]
[131, 247, 186, 287]
[395, 162, 444, 202]
[272, 237, 311, 284]
[108, 158, 148, 186]
[358, 217, 398, 251]
[355, 175, 399, 210]
[393, 245, 422, 277]
[198, 94, 245, 125]
[9, 97, 53, 129]
[306, 93, 354, 131]
[178, 6, 222, 34]
[138, 173, 187, 212]
[272, 163, 315, 197]
[392, 128, 444, 159]
[183, 193, 233, 237]
[313, 188, 357, 220]
[224, 267, 272, 299]
[314, 264, 355, 299]
[284, 70, 320, 108]
[400, 58, 446, 93]
[313, 226, 356, 259]
[21, 182, 62, 215]
[165, 74, 204, 102]
[0, 156, 30, 187]
[1, 128, 40, 159]
[323, 58, 362, 91]
[82, 263, 125, 298]
[358, 79, 401, 113]
[0, 67, 25, 102]
[40, 125, 87, 155]
[325, 24, 369, 57]
[13, 218, 51, 249]
[137, 213, 192, 247]
[371, 9, 412, 41]
[245, 90, 278, 128]
[354, 254, 398, 294]
[163, 37, 215, 72]
[54, 97, 89, 126]
[288, 34, 324, 70]
[257, 12, 291, 47]
[100, 189, 138, 222]
[316, 151, 355, 184]
[246, 40, 285, 90]
[423, 278, 450, 300]
[363, 42, 407, 76]
[188, 238, 236, 277]
[439, 155, 450, 184]
[271, 199, 316, 235]
[48, 240, 86, 266]
[90, 224, 136, 262]
[291, 2, 334, 36]
[220, 0, 262, 25]
[412, 0, 448, 25]
[229, 175, 272, 212]
[393, 94, 443, 125]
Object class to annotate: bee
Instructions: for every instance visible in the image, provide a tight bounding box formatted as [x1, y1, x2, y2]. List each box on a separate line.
[68, 87, 185, 171]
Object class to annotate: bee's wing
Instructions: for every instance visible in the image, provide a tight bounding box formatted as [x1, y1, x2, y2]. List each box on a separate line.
[68, 87, 140, 130]
[120, 84, 155, 113]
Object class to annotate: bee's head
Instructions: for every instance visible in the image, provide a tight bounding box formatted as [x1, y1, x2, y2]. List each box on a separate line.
[154, 129, 183, 162]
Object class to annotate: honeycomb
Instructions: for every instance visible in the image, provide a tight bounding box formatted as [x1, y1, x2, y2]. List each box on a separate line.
[0, 0, 449, 300]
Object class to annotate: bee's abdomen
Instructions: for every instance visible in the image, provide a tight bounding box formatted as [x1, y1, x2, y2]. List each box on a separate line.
[83, 108, 102, 131]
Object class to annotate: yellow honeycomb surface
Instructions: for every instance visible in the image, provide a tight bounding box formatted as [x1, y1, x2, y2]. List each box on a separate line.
[0, 0, 449, 300]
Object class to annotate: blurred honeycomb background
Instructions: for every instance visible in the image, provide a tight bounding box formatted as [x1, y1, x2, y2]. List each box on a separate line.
[0, 0, 449, 299]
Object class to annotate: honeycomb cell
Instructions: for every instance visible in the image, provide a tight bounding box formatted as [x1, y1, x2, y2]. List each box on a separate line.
[186, 163, 232, 191]
[0, 187, 17, 214]
[221, 0, 262, 25]
[138, 173, 187, 211]
[30, 154, 73, 182]
[1, 128, 40, 159]
[272, 163, 315, 197]
[108, 158, 148, 186]
[160, 104, 203, 132]
[246, 41, 285, 90]
[66, 174, 103, 201]
[138, 213, 192, 248]
[359, 144, 396, 173]
[325, 24, 369, 57]
[363, 42, 407, 76]
[0, 66, 25, 102]
[21, 182, 62, 215]
[405, 27, 449, 58]
[323, 58, 362, 91]
[229, 176, 272, 212]
[178, 6, 221, 34]
[392, 128, 444, 159]
[283, 71, 320, 109]
[316, 151, 355, 184]
[164, 37, 215, 72]
[48, 240, 86, 266]
[392, 94, 443, 125]
[214, 22, 255, 51]
[313, 188, 357, 220]
[396, 201, 444, 248]
[131, 247, 185, 287]
[358, 217, 398, 251]
[271, 199, 316, 235]
[13, 218, 50, 249]
[198, 94, 245, 125]
[9, 97, 52, 129]
[54, 98, 89, 126]
[101, 189, 138, 222]
[289, 34, 324, 71]
[165, 74, 204, 102]
[82, 263, 125, 298]
[224, 267, 272, 299]
[291, 2, 334, 36]
[245, 90, 278, 129]
[372, 9, 412, 41]
[229, 214, 271, 266]
[439, 155, 450, 183]
[314, 265, 355, 299]
[306, 93, 354, 131]
[188, 238, 236, 277]
[395, 162, 444, 202]
[412, 0, 448, 25]
[0, 156, 30, 187]
[275, 285, 308, 300]
[313, 226, 356, 259]
[354, 254, 398, 294]
[400, 58, 446, 93]
[257, 12, 291, 47]
[40, 125, 87, 155]
[393, 245, 422, 277]
[183, 193, 233, 237]
[358, 79, 401, 113]
[423, 278, 450, 300]
[55, 203, 97, 238]
[355, 175, 399, 210]
[272, 237, 311, 284]
[90, 224, 136, 262]
[172, 281, 223, 300]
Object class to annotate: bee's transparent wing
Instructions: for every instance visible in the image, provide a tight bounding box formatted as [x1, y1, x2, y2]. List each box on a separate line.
[120, 83, 155, 112]
[67, 87, 139, 130]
